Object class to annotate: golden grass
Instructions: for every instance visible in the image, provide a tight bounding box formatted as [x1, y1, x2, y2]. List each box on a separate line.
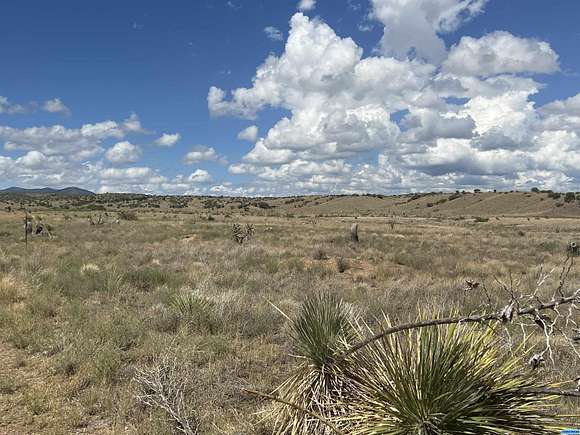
[0, 197, 578, 433]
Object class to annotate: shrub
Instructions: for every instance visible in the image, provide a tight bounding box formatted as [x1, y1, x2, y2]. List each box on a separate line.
[134, 355, 201, 434]
[335, 257, 349, 273]
[564, 192, 576, 203]
[125, 267, 173, 291]
[312, 247, 328, 260]
[118, 210, 138, 221]
[231, 223, 254, 244]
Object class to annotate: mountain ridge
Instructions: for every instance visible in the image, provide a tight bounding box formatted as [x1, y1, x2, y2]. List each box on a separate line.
[0, 186, 95, 196]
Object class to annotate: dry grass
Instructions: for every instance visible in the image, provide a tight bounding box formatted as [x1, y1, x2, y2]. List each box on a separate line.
[0, 194, 579, 433]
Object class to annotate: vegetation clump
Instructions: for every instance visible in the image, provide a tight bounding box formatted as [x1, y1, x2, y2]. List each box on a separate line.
[267, 297, 566, 434]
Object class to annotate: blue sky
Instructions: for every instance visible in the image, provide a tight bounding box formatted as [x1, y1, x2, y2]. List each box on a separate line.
[1, 0, 579, 195]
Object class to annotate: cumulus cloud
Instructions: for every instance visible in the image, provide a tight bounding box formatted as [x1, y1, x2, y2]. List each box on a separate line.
[97, 166, 213, 194]
[187, 169, 212, 183]
[444, 31, 559, 77]
[183, 146, 227, 164]
[122, 113, 149, 133]
[538, 93, 580, 134]
[237, 125, 259, 142]
[105, 141, 142, 164]
[207, 10, 580, 194]
[42, 98, 71, 116]
[0, 121, 124, 160]
[370, 0, 488, 63]
[0, 113, 163, 192]
[540, 93, 580, 117]
[0, 96, 27, 114]
[0, 96, 72, 116]
[297, 0, 316, 11]
[155, 133, 181, 147]
[2, 2, 579, 195]
[264, 26, 284, 41]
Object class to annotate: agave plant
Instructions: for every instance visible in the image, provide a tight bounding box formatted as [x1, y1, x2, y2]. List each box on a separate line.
[338, 322, 562, 434]
[269, 293, 360, 434]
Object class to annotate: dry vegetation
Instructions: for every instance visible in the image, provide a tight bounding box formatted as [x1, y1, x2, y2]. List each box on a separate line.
[0, 191, 580, 433]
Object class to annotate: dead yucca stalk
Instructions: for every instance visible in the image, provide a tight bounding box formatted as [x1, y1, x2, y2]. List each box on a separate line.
[268, 294, 360, 434]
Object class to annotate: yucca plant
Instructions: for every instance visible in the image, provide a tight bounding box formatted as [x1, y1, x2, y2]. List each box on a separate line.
[269, 293, 360, 434]
[169, 291, 219, 333]
[338, 322, 563, 434]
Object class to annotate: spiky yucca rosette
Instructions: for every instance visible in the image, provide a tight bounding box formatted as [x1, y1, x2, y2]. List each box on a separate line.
[336, 322, 562, 434]
[268, 295, 567, 434]
[269, 294, 360, 434]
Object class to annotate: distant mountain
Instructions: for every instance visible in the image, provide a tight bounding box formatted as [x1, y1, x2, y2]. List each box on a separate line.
[0, 186, 95, 196]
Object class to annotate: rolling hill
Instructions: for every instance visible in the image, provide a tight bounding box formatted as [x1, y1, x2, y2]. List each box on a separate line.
[0, 186, 95, 196]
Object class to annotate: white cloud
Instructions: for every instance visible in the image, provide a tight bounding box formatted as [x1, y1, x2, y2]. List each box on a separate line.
[540, 93, 580, 117]
[237, 125, 259, 142]
[42, 98, 70, 116]
[0, 96, 71, 116]
[0, 114, 161, 192]
[264, 26, 283, 41]
[297, 0, 316, 11]
[187, 169, 212, 183]
[207, 10, 580, 194]
[538, 93, 580, 134]
[183, 146, 227, 164]
[0, 96, 27, 114]
[100, 166, 156, 181]
[105, 141, 142, 164]
[0, 121, 123, 160]
[3, 2, 580, 195]
[370, 0, 488, 63]
[243, 140, 294, 165]
[18, 150, 47, 169]
[155, 133, 181, 147]
[123, 113, 148, 133]
[444, 31, 559, 77]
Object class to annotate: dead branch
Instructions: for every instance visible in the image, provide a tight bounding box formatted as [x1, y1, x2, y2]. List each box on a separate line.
[339, 288, 580, 360]
[134, 356, 199, 434]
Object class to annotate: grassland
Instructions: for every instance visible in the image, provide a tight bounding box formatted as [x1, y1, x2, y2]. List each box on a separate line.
[0, 191, 579, 433]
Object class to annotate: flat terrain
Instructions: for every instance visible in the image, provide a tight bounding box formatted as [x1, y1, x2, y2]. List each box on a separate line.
[0, 192, 579, 433]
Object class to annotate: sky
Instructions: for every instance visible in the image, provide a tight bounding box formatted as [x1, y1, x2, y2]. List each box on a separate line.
[0, 0, 579, 196]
